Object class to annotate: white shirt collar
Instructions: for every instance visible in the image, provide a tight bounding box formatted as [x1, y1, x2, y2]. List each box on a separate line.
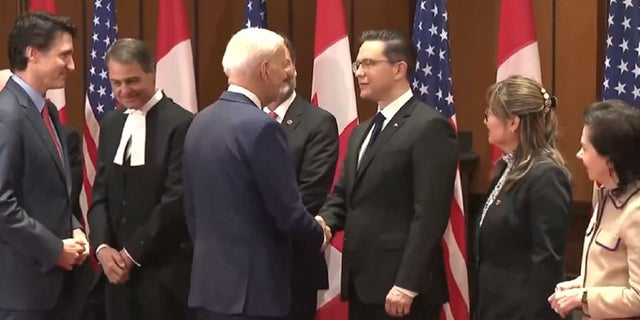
[113, 90, 162, 166]
[228, 84, 262, 108]
[378, 89, 413, 126]
[262, 91, 296, 123]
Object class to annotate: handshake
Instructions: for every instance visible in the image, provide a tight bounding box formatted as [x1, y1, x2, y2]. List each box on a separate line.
[315, 216, 332, 251]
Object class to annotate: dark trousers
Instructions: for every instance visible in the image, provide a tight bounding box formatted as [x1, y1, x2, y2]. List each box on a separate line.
[105, 272, 189, 320]
[0, 310, 49, 320]
[0, 266, 93, 320]
[194, 308, 286, 320]
[289, 290, 317, 320]
[348, 284, 441, 320]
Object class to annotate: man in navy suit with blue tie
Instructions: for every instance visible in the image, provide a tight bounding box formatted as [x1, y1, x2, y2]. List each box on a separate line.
[183, 28, 329, 320]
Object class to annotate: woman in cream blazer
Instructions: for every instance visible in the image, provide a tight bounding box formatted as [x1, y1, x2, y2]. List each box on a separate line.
[549, 100, 640, 319]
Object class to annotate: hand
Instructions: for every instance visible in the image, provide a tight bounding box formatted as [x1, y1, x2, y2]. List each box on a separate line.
[315, 216, 332, 250]
[96, 246, 129, 285]
[548, 288, 583, 318]
[385, 287, 414, 317]
[119, 249, 136, 270]
[72, 228, 90, 265]
[56, 239, 84, 271]
[554, 278, 581, 292]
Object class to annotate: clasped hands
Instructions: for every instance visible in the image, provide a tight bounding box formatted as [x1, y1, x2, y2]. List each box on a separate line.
[56, 228, 90, 271]
[547, 279, 583, 318]
[96, 246, 136, 285]
[314, 216, 332, 251]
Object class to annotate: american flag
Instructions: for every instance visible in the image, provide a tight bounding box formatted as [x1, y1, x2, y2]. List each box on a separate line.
[603, 0, 640, 108]
[80, 0, 118, 226]
[411, 1, 469, 319]
[243, 0, 267, 29]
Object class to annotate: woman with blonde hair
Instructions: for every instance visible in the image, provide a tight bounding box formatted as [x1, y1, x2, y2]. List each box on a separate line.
[549, 100, 640, 319]
[474, 75, 572, 319]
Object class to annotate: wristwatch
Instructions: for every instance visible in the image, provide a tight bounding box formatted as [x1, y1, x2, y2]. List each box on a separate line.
[581, 290, 588, 304]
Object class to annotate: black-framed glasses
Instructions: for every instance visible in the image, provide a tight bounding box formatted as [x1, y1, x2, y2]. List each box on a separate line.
[351, 59, 394, 74]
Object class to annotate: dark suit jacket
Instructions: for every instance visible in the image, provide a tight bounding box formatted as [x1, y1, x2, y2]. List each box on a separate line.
[281, 95, 338, 292]
[88, 95, 193, 302]
[183, 91, 324, 318]
[319, 96, 459, 308]
[56, 125, 95, 320]
[473, 159, 571, 320]
[0, 78, 80, 310]
[59, 125, 83, 225]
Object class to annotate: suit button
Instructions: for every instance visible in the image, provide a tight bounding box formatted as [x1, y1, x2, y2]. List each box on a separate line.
[119, 218, 126, 224]
[121, 200, 126, 206]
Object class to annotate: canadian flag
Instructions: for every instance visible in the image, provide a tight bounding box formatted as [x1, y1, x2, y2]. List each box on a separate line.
[311, 0, 358, 319]
[492, 0, 542, 164]
[29, 0, 69, 123]
[156, 0, 198, 113]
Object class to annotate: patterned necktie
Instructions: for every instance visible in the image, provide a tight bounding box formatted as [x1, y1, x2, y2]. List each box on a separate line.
[268, 111, 279, 121]
[41, 102, 63, 160]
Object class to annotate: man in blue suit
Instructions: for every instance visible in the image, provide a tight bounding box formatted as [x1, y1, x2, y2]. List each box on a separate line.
[183, 28, 329, 320]
[0, 11, 89, 320]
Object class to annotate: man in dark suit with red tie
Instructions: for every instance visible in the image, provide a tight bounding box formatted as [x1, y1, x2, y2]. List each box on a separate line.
[317, 30, 459, 320]
[263, 37, 339, 320]
[0, 11, 89, 320]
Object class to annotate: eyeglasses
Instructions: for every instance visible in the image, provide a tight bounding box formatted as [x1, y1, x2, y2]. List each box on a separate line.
[351, 59, 394, 74]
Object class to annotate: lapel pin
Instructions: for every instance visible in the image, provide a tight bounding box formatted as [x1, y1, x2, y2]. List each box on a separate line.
[286, 119, 293, 125]
[393, 123, 398, 127]
[495, 199, 502, 206]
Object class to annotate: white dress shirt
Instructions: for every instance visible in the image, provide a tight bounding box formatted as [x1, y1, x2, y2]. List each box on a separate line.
[357, 89, 413, 165]
[228, 84, 262, 108]
[262, 91, 296, 123]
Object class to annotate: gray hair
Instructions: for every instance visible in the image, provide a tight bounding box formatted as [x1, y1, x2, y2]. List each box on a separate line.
[222, 28, 284, 78]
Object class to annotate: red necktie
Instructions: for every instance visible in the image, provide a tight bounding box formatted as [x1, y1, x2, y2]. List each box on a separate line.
[41, 102, 63, 160]
[268, 111, 278, 120]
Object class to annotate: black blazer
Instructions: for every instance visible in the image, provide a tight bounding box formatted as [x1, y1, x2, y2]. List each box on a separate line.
[88, 95, 193, 300]
[59, 125, 83, 224]
[473, 159, 571, 320]
[0, 79, 80, 310]
[281, 95, 339, 292]
[319, 96, 459, 309]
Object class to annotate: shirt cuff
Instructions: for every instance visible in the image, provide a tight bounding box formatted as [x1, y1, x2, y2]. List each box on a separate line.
[393, 285, 418, 298]
[122, 248, 141, 267]
[95, 244, 109, 257]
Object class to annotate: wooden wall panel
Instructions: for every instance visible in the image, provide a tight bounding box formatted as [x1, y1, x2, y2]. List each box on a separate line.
[0, 1, 21, 69]
[555, 0, 601, 202]
[0, 0, 607, 203]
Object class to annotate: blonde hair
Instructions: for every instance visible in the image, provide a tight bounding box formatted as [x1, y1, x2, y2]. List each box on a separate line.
[486, 75, 568, 188]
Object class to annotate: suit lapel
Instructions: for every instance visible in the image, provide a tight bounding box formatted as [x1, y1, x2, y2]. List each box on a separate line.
[280, 96, 303, 136]
[9, 80, 69, 187]
[355, 98, 416, 183]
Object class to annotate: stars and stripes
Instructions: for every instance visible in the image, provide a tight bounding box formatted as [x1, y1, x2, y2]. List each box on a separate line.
[80, 0, 118, 228]
[603, 0, 640, 108]
[411, 1, 469, 319]
[243, 0, 267, 29]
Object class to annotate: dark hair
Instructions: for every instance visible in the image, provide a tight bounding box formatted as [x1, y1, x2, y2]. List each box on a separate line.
[583, 100, 640, 191]
[360, 30, 417, 81]
[106, 38, 155, 72]
[8, 11, 76, 71]
[281, 35, 296, 64]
